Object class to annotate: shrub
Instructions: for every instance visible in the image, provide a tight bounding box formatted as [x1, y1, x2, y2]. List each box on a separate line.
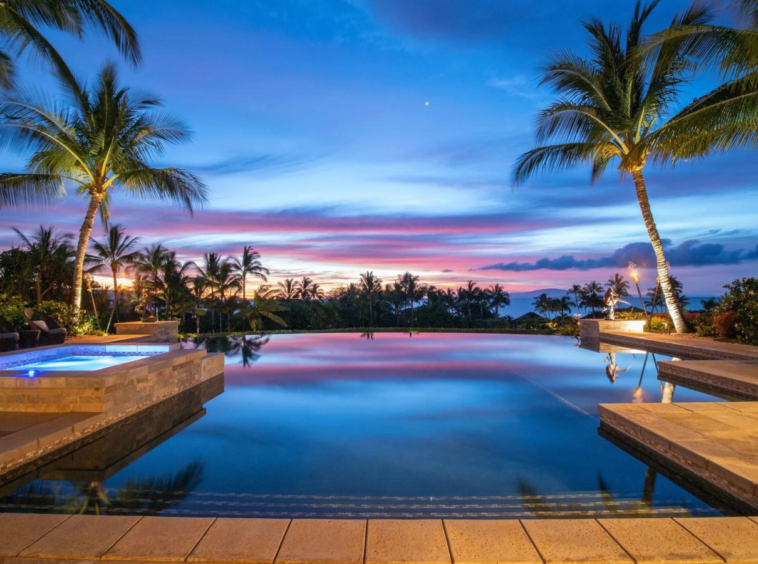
[714, 311, 740, 339]
[715, 278, 758, 345]
[690, 312, 716, 337]
[554, 317, 580, 338]
[0, 294, 28, 329]
[37, 300, 97, 336]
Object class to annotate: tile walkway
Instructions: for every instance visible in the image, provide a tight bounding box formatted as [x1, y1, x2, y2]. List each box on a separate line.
[4, 514, 758, 564]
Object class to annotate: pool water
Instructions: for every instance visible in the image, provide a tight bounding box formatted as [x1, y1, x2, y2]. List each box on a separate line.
[0, 333, 733, 518]
[10, 355, 150, 373]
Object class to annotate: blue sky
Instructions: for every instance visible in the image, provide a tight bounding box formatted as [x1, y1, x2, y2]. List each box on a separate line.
[1, 0, 756, 295]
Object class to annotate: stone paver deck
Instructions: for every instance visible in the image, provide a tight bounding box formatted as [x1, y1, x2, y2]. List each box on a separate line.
[659, 360, 758, 400]
[595, 332, 758, 362]
[599, 402, 758, 510]
[4, 514, 758, 564]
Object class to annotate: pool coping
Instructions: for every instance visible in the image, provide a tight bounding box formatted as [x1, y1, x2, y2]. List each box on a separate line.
[2, 514, 758, 563]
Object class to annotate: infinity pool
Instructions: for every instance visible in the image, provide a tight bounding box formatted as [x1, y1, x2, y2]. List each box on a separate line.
[0, 333, 731, 518]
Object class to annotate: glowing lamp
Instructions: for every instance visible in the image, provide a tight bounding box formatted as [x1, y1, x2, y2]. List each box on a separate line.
[27, 370, 36, 378]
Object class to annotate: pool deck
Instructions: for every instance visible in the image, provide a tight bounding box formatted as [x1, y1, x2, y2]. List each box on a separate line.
[589, 322, 758, 514]
[3, 513, 758, 564]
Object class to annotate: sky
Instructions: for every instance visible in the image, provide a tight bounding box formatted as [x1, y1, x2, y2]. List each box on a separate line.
[0, 0, 756, 296]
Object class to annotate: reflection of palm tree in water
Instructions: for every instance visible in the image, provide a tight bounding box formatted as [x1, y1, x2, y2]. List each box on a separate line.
[604, 353, 631, 383]
[361, 332, 374, 340]
[1, 461, 205, 516]
[517, 469, 667, 517]
[226, 335, 269, 367]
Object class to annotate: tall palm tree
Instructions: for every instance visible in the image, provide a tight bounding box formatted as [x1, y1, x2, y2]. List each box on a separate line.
[488, 284, 511, 318]
[277, 278, 298, 300]
[359, 271, 382, 327]
[532, 293, 551, 317]
[568, 284, 584, 314]
[0, 0, 140, 91]
[512, 1, 724, 333]
[607, 273, 631, 297]
[0, 63, 207, 317]
[12, 225, 73, 305]
[233, 246, 268, 300]
[87, 224, 139, 332]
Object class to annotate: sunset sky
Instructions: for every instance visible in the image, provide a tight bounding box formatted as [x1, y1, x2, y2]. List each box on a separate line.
[1, 0, 756, 295]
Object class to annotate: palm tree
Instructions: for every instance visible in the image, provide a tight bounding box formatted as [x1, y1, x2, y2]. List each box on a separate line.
[297, 277, 314, 300]
[188, 276, 208, 335]
[399, 272, 424, 326]
[308, 283, 325, 301]
[607, 274, 631, 297]
[0, 0, 140, 91]
[532, 293, 551, 317]
[489, 284, 511, 317]
[463, 280, 479, 318]
[12, 225, 73, 305]
[512, 1, 722, 333]
[243, 286, 288, 330]
[233, 246, 269, 300]
[359, 271, 382, 327]
[87, 224, 139, 333]
[583, 281, 604, 316]
[0, 63, 207, 317]
[700, 297, 719, 313]
[194, 253, 222, 332]
[132, 244, 168, 319]
[568, 284, 584, 314]
[277, 278, 298, 300]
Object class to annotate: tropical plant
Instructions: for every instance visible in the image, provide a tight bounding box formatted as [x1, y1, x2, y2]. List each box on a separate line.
[512, 1, 729, 333]
[700, 297, 719, 313]
[132, 244, 169, 319]
[242, 286, 288, 330]
[716, 277, 758, 344]
[0, 63, 207, 317]
[233, 246, 268, 300]
[0, 0, 140, 91]
[87, 224, 139, 332]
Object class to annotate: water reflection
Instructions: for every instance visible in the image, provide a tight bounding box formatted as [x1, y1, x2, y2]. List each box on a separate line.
[0, 334, 737, 517]
[0, 377, 220, 515]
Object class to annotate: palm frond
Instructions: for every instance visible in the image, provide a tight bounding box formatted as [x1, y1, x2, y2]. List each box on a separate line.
[116, 167, 207, 214]
[512, 142, 605, 185]
[0, 173, 64, 207]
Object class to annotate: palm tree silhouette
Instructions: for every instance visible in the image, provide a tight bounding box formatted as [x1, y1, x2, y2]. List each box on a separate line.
[489, 284, 511, 318]
[88, 225, 140, 332]
[233, 246, 269, 300]
[513, 2, 723, 333]
[360, 271, 382, 327]
[132, 244, 170, 319]
[277, 278, 298, 300]
[0, 1, 140, 91]
[0, 63, 206, 317]
[241, 286, 288, 330]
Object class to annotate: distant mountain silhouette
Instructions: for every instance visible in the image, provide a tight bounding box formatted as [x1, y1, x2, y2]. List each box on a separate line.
[509, 289, 568, 299]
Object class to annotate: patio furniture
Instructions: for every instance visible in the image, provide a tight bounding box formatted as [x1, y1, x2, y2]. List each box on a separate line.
[0, 315, 19, 352]
[24, 309, 67, 345]
[18, 329, 41, 349]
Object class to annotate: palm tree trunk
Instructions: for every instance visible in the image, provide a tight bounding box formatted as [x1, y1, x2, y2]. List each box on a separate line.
[72, 193, 102, 315]
[632, 171, 688, 333]
[106, 268, 118, 333]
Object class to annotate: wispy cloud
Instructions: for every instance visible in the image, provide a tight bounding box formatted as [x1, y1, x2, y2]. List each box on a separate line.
[487, 75, 539, 99]
[189, 154, 323, 177]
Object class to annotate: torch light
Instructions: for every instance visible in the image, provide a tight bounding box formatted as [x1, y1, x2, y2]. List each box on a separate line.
[628, 262, 649, 321]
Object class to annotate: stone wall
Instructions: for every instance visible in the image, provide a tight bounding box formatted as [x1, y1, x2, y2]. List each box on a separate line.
[0, 350, 224, 414]
[114, 321, 179, 343]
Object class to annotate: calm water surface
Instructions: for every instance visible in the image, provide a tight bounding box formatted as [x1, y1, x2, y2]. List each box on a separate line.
[0, 333, 731, 518]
